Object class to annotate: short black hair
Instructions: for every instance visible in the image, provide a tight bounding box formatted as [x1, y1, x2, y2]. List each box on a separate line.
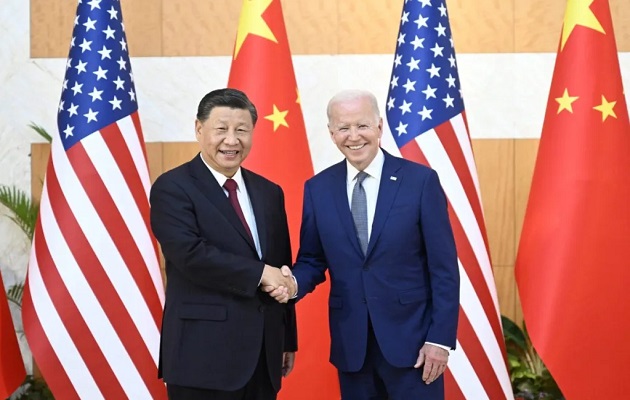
[196, 88, 258, 125]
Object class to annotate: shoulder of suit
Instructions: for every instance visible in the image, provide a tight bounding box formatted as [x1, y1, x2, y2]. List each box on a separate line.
[154, 161, 189, 185]
[241, 168, 281, 190]
[391, 154, 436, 175]
[308, 159, 345, 185]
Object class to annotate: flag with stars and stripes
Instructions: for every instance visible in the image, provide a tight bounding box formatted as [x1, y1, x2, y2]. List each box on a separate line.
[385, 1, 513, 399]
[22, 1, 166, 399]
[516, 0, 630, 398]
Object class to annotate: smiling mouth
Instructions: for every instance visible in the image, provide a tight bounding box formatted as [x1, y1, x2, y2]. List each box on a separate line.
[347, 144, 366, 150]
[219, 150, 239, 156]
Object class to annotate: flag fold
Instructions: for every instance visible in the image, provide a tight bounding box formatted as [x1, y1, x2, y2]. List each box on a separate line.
[385, 1, 513, 398]
[228, 1, 339, 399]
[22, 1, 166, 399]
[0, 273, 25, 399]
[516, 0, 630, 398]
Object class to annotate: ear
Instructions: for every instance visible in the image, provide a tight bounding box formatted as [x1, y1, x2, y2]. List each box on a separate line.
[195, 119, 202, 140]
[328, 124, 336, 143]
[377, 117, 383, 139]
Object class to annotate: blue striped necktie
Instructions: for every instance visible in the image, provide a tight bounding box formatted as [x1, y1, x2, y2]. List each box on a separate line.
[351, 171, 369, 255]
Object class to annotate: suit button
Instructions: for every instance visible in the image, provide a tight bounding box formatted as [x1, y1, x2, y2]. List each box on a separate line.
[258, 305, 265, 312]
[362, 298, 367, 303]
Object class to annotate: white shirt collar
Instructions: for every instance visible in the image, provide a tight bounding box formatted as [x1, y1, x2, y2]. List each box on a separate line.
[346, 148, 385, 183]
[199, 154, 246, 191]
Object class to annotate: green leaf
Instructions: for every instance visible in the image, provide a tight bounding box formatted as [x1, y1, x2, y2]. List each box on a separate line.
[0, 185, 38, 241]
[28, 122, 53, 143]
[6, 283, 24, 307]
[502, 315, 528, 351]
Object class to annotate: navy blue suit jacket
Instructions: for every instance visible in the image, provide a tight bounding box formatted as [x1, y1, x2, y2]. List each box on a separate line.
[293, 150, 459, 372]
[150, 155, 297, 392]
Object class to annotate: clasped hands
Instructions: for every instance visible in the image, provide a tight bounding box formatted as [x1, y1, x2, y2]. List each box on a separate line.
[260, 265, 295, 303]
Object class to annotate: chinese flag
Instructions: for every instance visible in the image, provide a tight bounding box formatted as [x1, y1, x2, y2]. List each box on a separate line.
[515, 0, 630, 398]
[0, 273, 25, 398]
[227, 1, 340, 399]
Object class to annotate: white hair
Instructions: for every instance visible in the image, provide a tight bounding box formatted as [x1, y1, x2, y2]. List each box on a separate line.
[326, 89, 380, 122]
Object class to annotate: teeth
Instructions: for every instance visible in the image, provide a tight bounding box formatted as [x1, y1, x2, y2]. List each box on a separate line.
[348, 145, 364, 150]
[222, 151, 237, 155]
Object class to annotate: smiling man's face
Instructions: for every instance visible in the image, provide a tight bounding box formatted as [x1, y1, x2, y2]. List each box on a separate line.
[328, 96, 383, 171]
[196, 106, 254, 177]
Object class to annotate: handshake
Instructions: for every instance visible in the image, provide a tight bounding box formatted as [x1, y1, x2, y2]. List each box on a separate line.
[260, 264, 296, 304]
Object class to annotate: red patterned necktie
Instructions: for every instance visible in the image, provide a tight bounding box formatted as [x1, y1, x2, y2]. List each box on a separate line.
[223, 178, 253, 240]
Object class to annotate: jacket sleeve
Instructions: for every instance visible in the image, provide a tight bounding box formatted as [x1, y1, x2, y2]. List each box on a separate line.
[292, 181, 329, 301]
[150, 174, 264, 298]
[420, 170, 460, 349]
[277, 186, 298, 352]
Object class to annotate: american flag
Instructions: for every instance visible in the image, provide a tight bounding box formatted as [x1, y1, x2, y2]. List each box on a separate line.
[385, 1, 513, 399]
[22, 1, 166, 399]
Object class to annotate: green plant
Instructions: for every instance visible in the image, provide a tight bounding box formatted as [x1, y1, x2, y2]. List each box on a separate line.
[8, 375, 54, 400]
[0, 186, 38, 242]
[1, 124, 54, 400]
[6, 283, 23, 308]
[502, 315, 564, 400]
[27, 123, 52, 143]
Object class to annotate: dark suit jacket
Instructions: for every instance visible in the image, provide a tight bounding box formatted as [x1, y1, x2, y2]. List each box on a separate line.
[150, 155, 297, 392]
[293, 150, 459, 374]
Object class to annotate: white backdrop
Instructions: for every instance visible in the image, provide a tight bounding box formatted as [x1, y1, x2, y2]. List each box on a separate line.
[2, 0, 630, 369]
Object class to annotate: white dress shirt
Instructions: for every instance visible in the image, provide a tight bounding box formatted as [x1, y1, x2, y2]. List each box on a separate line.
[345, 149, 385, 241]
[200, 155, 262, 259]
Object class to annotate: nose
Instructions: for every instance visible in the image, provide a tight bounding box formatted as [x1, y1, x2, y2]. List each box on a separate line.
[224, 130, 239, 145]
[348, 126, 361, 140]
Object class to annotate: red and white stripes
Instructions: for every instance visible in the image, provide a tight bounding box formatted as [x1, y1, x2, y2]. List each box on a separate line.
[23, 113, 166, 400]
[385, 112, 513, 400]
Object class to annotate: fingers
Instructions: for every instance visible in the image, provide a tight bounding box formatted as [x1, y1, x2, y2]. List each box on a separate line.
[261, 285, 275, 293]
[269, 286, 289, 303]
[416, 344, 449, 384]
[423, 361, 439, 383]
[282, 352, 296, 377]
[261, 265, 296, 303]
[261, 265, 293, 287]
[414, 348, 425, 369]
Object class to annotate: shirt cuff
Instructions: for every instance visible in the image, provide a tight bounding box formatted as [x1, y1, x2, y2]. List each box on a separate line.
[290, 275, 298, 299]
[425, 342, 451, 352]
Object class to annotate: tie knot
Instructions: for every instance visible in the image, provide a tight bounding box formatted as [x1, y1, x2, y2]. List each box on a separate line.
[223, 178, 238, 193]
[355, 171, 368, 184]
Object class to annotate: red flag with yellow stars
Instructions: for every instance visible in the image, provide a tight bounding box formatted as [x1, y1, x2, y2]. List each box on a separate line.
[228, 1, 340, 399]
[515, 0, 630, 398]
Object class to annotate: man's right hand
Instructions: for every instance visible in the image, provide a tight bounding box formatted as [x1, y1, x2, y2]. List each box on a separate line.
[261, 265, 297, 303]
[261, 265, 296, 303]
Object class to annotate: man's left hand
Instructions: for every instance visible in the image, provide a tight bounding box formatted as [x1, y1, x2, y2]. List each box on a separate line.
[282, 352, 296, 377]
[414, 343, 449, 384]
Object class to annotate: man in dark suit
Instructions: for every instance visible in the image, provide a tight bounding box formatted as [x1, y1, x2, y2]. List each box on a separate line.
[268, 89, 459, 399]
[150, 88, 297, 400]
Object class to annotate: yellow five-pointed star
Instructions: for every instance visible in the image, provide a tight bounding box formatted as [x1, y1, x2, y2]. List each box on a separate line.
[593, 95, 617, 121]
[561, 0, 605, 50]
[555, 88, 579, 114]
[265, 105, 289, 131]
[296, 88, 301, 104]
[234, 0, 278, 59]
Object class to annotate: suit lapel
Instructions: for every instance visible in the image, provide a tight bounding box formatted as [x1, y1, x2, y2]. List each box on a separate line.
[242, 169, 267, 259]
[188, 155, 257, 253]
[331, 161, 364, 257]
[366, 152, 402, 258]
